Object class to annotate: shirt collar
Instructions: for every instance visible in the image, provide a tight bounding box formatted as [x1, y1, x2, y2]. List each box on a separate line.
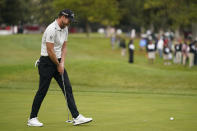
[55, 20, 67, 31]
[55, 20, 61, 31]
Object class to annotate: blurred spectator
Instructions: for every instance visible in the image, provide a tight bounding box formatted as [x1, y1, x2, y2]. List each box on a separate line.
[128, 39, 135, 63]
[116, 29, 122, 35]
[139, 34, 147, 51]
[195, 42, 197, 65]
[146, 29, 152, 36]
[130, 29, 136, 39]
[106, 27, 115, 37]
[165, 31, 173, 49]
[110, 34, 116, 50]
[17, 25, 23, 34]
[168, 49, 173, 62]
[146, 40, 156, 64]
[174, 40, 182, 64]
[188, 40, 197, 68]
[163, 37, 169, 47]
[119, 38, 126, 56]
[157, 36, 164, 58]
[169, 31, 175, 41]
[182, 40, 189, 66]
[98, 28, 105, 34]
[168, 37, 173, 51]
[163, 44, 172, 65]
[13, 25, 18, 34]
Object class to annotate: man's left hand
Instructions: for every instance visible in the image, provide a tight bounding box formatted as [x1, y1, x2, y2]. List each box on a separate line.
[57, 63, 64, 75]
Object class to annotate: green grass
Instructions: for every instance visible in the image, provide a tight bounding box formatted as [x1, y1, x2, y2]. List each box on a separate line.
[0, 34, 197, 131]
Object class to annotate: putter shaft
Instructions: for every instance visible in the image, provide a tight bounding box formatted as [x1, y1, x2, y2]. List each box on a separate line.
[61, 74, 72, 123]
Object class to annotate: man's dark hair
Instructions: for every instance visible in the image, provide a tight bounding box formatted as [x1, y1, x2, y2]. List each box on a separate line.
[58, 13, 65, 18]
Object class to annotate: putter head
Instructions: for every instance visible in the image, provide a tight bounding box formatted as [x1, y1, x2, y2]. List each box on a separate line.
[66, 120, 73, 123]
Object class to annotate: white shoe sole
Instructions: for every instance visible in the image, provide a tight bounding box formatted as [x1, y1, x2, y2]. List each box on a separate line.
[27, 123, 43, 127]
[73, 119, 92, 126]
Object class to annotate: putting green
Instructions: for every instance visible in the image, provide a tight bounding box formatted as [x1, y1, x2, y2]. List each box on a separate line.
[0, 89, 197, 131]
[0, 34, 197, 131]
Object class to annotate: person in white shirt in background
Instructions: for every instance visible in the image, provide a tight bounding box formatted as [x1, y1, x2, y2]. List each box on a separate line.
[157, 36, 164, 58]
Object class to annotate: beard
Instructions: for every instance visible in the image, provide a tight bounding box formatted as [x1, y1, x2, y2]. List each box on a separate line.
[60, 21, 69, 29]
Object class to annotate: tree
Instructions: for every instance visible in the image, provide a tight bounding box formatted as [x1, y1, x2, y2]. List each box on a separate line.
[53, 0, 120, 36]
[144, 0, 197, 37]
[118, 0, 146, 32]
[32, 0, 57, 26]
[0, 0, 6, 23]
[0, 0, 32, 25]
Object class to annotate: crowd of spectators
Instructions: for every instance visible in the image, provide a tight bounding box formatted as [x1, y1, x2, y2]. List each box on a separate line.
[140, 31, 197, 67]
[108, 28, 197, 68]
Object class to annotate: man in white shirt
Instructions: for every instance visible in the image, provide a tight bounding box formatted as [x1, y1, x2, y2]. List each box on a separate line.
[27, 9, 92, 127]
[157, 36, 164, 58]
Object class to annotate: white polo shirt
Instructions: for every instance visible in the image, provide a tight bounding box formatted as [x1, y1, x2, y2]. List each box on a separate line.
[41, 20, 68, 58]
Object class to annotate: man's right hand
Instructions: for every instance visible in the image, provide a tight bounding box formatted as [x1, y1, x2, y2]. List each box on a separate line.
[57, 63, 64, 75]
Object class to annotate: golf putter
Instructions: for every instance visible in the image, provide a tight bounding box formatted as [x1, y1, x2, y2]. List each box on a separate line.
[61, 74, 73, 123]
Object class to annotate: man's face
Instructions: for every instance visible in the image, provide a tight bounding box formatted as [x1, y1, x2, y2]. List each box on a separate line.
[60, 16, 70, 29]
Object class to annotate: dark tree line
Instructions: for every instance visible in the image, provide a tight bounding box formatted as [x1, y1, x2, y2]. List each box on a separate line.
[0, 0, 197, 36]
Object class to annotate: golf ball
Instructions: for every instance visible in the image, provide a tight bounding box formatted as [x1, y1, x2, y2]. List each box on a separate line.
[170, 117, 174, 120]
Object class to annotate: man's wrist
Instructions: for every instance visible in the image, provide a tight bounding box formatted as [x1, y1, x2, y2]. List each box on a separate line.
[57, 62, 60, 66]
[59, 62, 64, 66]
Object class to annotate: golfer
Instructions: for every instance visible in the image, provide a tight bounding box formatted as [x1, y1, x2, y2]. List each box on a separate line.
[27, 9, 92, 127]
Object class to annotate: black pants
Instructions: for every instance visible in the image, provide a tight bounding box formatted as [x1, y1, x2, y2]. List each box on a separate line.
[30, 56, 79, 119]
[129, 50, 134, 63]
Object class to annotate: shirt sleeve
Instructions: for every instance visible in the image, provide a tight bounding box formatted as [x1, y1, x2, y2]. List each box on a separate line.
[46, 28, 56, 43]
